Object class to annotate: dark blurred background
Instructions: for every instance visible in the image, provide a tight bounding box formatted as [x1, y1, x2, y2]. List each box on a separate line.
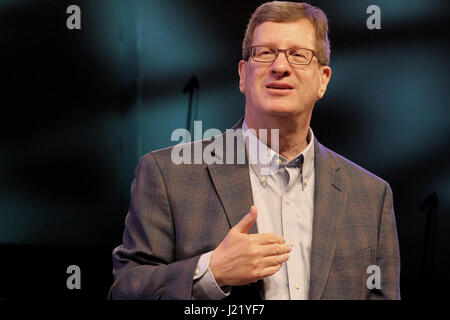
[0, 0, 448, 300]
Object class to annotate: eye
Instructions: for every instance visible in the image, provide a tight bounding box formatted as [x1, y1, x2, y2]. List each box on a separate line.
[251, 47, 278, 61]
[291, 52, 306, 58]
[259, 48, 275, 55]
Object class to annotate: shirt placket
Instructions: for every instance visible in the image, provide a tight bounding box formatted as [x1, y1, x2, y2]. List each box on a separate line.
[281, 167, 304, 299]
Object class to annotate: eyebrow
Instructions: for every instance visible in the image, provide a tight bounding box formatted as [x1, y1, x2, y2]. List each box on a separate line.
[252, 43, 314, 50]
[253, 43, 315, 51]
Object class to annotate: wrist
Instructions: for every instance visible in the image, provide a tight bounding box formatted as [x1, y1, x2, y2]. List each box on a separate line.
[209, 252, 225, 287]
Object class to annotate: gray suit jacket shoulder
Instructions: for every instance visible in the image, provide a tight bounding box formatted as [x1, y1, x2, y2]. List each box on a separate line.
[109, 124, 400, 300]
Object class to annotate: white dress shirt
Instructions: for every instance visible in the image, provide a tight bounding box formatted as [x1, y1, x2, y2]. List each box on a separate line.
[192, 120, 315, 300]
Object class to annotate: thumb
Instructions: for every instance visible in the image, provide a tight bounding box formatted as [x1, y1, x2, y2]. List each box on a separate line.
[233, 205, 257, 234]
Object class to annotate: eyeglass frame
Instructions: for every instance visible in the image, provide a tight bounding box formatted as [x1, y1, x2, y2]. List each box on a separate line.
[248, 45, 319, 66]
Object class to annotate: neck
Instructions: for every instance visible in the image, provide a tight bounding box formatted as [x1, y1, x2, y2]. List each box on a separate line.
[245, 110, 311, 162]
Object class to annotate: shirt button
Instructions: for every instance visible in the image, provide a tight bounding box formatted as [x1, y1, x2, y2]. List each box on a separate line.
[304, 178, 308, 185]
[295, 283, 300, 289]
[194, 268, 199, 276]
[289, 241, 294, 247]
[285, 197, 290, 205]
[260, 176, 266, 183]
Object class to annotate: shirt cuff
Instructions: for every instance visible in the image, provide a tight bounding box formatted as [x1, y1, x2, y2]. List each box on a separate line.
[192, 251, 231, 300]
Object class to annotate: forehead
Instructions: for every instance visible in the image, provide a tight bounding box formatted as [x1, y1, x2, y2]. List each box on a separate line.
[252, 18, 316, 49]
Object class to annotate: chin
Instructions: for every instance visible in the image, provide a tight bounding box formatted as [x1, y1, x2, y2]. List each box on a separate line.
[262, 103, 300, 116]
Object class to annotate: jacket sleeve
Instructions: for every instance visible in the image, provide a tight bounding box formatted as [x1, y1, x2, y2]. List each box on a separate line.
[370, 182, 401, 300]
[109, 153, 201, 300]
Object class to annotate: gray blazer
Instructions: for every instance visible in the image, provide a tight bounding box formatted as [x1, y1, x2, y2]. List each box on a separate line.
[109, 120, 400, 300]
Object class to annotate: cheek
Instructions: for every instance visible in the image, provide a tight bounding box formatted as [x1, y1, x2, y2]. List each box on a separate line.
[244, 71, 263, 96]
[301, 73, 321, 94]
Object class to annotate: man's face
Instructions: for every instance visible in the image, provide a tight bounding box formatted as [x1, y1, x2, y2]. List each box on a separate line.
[239, 18, 331, 120]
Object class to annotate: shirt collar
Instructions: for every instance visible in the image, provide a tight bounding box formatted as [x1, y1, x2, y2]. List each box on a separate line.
[242, 119, 315, 182]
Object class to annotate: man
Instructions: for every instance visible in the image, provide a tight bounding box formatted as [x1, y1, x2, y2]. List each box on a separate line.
[109, 1, 400, 300]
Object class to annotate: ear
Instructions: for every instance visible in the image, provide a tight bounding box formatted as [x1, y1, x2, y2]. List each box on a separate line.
[317, 65, 332, 100]
[238, 60, 247, 94]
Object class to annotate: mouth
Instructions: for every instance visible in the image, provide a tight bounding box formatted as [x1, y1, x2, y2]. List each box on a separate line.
[265, 83, 294, 90]
[265, 82, 294, 95]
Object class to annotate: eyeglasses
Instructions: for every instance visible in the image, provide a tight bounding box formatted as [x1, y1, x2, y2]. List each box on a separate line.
[249, 46, 318, 65]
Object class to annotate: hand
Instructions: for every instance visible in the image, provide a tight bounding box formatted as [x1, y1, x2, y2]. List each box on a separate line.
[210, 205, 291, 287]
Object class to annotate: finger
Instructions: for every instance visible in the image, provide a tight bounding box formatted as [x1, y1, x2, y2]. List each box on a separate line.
[258, 263, 283, 279]
[260, 243, 291, 257]
[261, 252, 290, 268]
[250, 233, 285, 245]
[233, 205, 257, 234]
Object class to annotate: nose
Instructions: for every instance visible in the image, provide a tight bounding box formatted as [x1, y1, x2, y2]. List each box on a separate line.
[270, 51, 292, 77]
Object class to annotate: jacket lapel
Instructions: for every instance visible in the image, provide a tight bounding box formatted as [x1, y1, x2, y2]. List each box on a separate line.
[206, 119, 257, 234]
[207, 163, 256, 233]
[309, 139, 347, 299]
